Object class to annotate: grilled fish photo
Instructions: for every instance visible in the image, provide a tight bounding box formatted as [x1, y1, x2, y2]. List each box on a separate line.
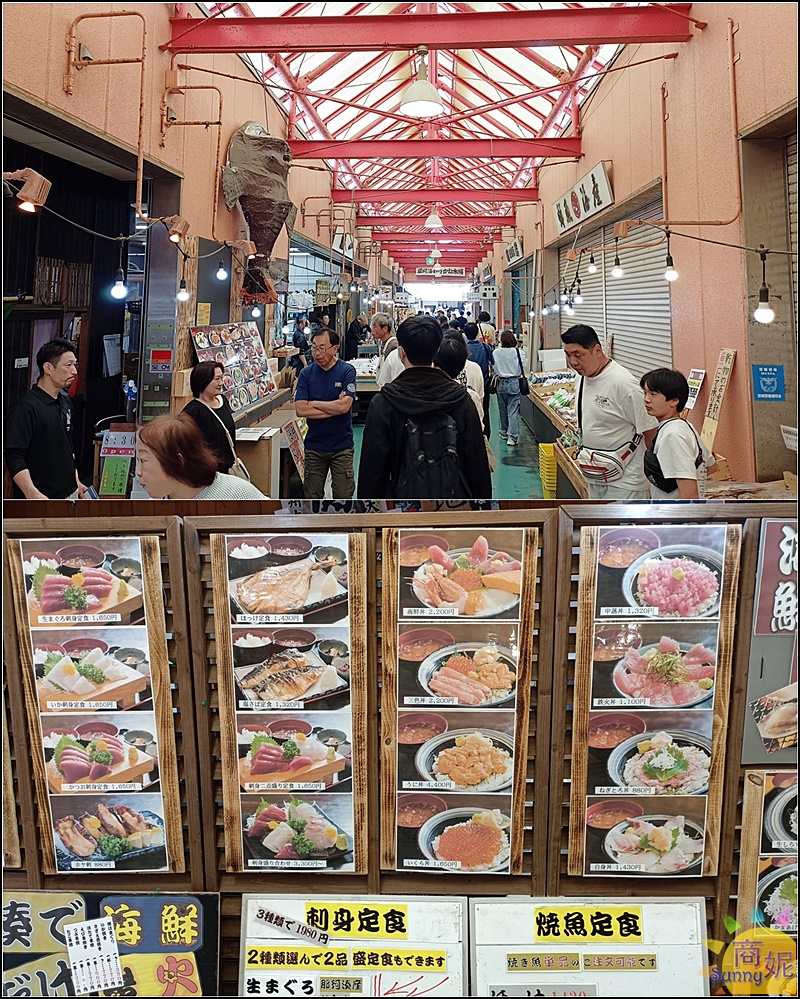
[237, 559, 335, 614]
[252, 663, 325, 701]
[240, 649, 308, 688]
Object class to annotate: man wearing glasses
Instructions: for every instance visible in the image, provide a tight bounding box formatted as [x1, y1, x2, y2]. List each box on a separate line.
[294, 329, 357, 499]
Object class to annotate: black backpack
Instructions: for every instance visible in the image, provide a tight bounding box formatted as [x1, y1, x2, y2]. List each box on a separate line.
[643, 419, 703, 493]
[395, 413, 471, 499]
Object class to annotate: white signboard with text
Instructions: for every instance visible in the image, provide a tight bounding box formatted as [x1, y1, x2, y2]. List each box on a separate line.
[240, 895, 466, 997]
[471, 897, 709, 997]
[552, 163, 614, 236]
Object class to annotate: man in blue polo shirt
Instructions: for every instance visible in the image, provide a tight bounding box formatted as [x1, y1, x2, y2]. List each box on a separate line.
[294, 328, 357, 499]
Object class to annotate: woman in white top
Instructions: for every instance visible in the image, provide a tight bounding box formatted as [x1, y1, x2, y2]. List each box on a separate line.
[492, 329, 527, 446]
[640, 368, 715, 499]
[136, 415, 267, 500]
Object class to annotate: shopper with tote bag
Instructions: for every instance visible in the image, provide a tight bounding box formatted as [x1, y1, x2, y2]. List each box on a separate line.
[181, 361, 250, 480]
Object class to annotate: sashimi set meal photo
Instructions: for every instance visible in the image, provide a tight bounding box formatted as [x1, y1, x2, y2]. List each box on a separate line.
[238, 724, 349, 790]
[242, 795, 353, 869]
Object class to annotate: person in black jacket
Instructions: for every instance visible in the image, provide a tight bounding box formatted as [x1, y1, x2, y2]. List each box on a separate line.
[181, 361, 237, 472]
[357, 315, 491, 500]
[343, 312, 368, 361]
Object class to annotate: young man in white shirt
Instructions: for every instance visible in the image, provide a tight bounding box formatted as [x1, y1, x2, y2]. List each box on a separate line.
[561, 325, 658, 499]
[640, 368, 716, 499]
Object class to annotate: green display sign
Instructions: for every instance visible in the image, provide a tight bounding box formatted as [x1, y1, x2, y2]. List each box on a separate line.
[99, 456, 131, 497]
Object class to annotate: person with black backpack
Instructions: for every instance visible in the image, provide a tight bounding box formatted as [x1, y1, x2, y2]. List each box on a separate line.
[356, 315, 491, 500]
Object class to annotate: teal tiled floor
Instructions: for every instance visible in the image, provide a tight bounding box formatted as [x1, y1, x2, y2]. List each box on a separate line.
[353, 396, 543, 501]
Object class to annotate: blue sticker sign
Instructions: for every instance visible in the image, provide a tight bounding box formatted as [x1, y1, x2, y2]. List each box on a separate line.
[752, 365, 786, 402]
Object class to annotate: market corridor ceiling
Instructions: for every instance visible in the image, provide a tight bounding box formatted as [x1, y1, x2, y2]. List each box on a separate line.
[176, 3, 697, 263]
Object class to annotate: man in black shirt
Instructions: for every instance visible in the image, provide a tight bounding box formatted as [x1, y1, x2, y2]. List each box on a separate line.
[5, 338, 88, 499]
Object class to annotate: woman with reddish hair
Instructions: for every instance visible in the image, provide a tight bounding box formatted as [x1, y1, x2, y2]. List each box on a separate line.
[136, 415, 267, 499]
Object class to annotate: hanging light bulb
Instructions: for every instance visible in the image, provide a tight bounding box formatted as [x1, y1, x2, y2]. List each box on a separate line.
[110, 237, 128, 299]
[611, 238, 623, 278]
[251, 304, 262, 318]
[753, 246, 775, 324]
[663, 229, 678, 281]
[399, 45, 444, 118]
[216, 259, 228, 281]
[573, 280, 583, 305]
[541, 304, 549, 316]
[564, 301, 574, 317]
[551, 296, 560, 313]
[529, 307, 536, 318]
[350, 281, 358, 292]
[110, 268, 128, 299]
[176, 278, 190, 302]
[587, 253, 597, 275]
[560, 286, 568, 303]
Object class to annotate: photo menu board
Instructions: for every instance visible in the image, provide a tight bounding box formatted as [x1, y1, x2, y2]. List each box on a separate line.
[738, 770, 798, 939]
[381, 528, 538, 876]
[568, 525, 740, 879]
[7, 537, 182, 875]
[211, 532, 368, 874]
[191, 322, 276, 418]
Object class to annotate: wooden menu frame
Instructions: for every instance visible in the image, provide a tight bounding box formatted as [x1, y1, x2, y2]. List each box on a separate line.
[211, 531, 369, 874]
[567, 523, 742, 877]
[381, 527, 539, 875]
[3, 518, 198, 885]
[737, 770, 798, 933]
[3, 689, 21, 869]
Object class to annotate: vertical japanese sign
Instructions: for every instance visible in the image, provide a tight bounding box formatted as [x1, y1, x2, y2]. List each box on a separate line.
[191, 322, 276, 419]
[239, 894, 465, 997]
[2, 892, 219, 996]
[382, 529, 537, 875]
[738, 772, 798, 940]
[743, 520, 798, 765]
[471, 898, 709, 996]
[568, 525, 740, 878]
[7, 537, 182, 875]
[211, 532, 367, 873]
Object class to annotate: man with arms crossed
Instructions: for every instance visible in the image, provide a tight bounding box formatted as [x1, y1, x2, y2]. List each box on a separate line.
[294, 329, 357, 500]
[5, 338, 89, 499]
[561, 324, 657, 499]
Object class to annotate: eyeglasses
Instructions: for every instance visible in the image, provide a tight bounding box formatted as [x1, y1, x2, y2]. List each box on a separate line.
[311, 342, 335, 353]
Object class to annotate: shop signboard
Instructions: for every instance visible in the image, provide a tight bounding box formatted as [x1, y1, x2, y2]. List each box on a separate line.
[2, 891, 219, 996]
[782, 426, 798, 452]
[737, 771, 798, 948]
[481, 285, 500, 300]
[196, 303, 211, 326]
[211, 532, 368, 874]
[6, 537, 183, 876]
[463, 291, 482, 303]
[415, 267, 467, 277]
[551, 163, 614, 236]
[470, 897, 709, 996]
[190, 322, 276, 419]
[316, 279, 332, 305]
[567, 525, 741, 879]
[504, 238, 523, 266]
[239, 895, 465, 997]
[99, 431, 136, 498]
[382, 528, 537, 876]
[742, 520, 798, 765]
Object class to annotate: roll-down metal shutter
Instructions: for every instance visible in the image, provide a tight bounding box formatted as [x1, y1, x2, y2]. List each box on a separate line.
[603, 200, 672, 378]
[787, 133, 797, 329]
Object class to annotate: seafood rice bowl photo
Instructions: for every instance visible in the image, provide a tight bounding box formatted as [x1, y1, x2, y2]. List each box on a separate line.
[622, 547, 722, 618]
[613, 637, 716, 708]
[425, 731, 514, 792]
[421, 807, 511, 872]
[614, 731, 711, 795]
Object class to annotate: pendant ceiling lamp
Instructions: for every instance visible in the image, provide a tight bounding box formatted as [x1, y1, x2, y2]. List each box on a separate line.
[424, 206, 443, 229]
[430, 244, 442, 259]
[400, 45, 444, 119]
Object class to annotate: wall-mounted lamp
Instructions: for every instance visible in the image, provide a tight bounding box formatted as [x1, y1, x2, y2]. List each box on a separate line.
[3, 168, 52, 212]
[165, 215, 190, 242]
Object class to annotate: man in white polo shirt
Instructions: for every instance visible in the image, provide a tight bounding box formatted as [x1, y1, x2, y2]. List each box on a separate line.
[561, 324, 658, 499]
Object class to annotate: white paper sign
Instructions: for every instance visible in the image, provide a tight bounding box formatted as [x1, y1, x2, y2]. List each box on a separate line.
[64, 917, 124, 995]
[781, 425, 798, 452]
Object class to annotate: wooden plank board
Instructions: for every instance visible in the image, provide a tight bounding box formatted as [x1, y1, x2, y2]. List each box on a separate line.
[379, 528, 399, 871]
[2, 688, 22, 869]
[701, 348, 736, 450]
[26, 574, 143, 628]
[46, 746, 155, 795]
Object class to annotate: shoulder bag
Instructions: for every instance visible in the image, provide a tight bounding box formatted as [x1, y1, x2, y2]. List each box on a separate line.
[575, 377, 642, 483]
[643, 419, 703, 493]
[209, 404, 251, 481]
[515, 347, 530, 395]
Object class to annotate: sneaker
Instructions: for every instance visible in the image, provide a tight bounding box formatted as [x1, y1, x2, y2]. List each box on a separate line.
[508, 439, 518, 446]
[499, 434, 508, 441]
